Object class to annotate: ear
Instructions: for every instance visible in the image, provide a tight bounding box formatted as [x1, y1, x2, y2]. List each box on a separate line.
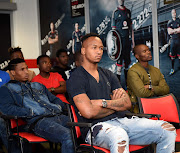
[10, 70, 15, 76]
[37, 64, 40, 69]
[56, 57, 59, 62]
[135, 54, 139, 60]
[81, 47, 85, 55]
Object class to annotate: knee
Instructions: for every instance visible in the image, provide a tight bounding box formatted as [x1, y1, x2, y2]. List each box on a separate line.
[118, 141, 127, 153]
[161, 123, 176, 131]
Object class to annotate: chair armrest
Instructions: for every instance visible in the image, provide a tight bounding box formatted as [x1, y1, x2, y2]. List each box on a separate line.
[0, 114, 18, 120]
[125, 112, 161, 119]
[67, 122, 92, 128]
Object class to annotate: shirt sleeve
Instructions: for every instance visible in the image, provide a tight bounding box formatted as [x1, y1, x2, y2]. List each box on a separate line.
[127, 68, 154, 98]
[0, 86, 33, 117]
[67, 73, 87, 99]
[56, 73, 65, 82]
[111, 10, 116, 28]
[152, 70, 169, 96]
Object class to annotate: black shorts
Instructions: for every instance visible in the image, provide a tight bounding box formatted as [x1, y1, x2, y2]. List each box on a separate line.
[169, 38, 180, 59]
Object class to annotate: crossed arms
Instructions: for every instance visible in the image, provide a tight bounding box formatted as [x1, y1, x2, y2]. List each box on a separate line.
[73, 88, 131, 119]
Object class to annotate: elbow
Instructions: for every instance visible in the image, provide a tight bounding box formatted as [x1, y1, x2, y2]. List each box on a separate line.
[81, 110, 95, 119]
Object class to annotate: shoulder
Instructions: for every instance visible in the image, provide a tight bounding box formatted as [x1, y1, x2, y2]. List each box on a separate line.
[31, 74, 41, 81]
[149, 65, 161, 72]
[0, 70, 9, 75]
[50, 72, 64, 79]
[168, 20, 173, 25]
[129, 63, 141, 71]
[98, 67, 114, 76]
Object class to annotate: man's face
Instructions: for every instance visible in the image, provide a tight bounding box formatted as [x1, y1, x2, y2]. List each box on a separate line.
[135, 45, 152, 62]
[11, 51, 24, 60]
[57, 52, 69, 66]
[38, 57, 52, 73]
[171, 9, 176, 19]
[11, 62, 29, 82]
[118, 0, 124, 6]
[75, 23, 79, 30]
[50, 23, 54, 31]
[82, 37, 104, 64]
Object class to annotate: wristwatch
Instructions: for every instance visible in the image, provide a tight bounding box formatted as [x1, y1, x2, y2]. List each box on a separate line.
[149, 85, 152, 90]
[102, 99, 107, 108]
[51, 88, 55, 92]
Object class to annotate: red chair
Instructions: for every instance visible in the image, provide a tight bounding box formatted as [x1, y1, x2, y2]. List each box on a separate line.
[1, 115, 54, 153]
[67, 103, 150, 153]
[138, 93, 180, 149]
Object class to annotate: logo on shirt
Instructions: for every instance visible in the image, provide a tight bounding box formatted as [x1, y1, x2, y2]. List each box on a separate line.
[107, 82, 110, 87]
[118, 14, 121, 18]
[0, 78, 2, 82]
[122, 21, 128, 29]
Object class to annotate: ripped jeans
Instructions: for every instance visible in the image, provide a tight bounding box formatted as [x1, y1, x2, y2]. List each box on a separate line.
[85, 117, 176, 153]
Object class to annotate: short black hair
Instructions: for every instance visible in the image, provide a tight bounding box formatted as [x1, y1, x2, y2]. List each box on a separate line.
[37, 55, 50, 64]
[81, 33, 101, 45]
[8, 47, 22, 57]
[8, 58, 25, 70]
[56, 48, 68, 57]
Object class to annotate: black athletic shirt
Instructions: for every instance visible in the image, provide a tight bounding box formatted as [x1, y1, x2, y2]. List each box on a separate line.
[167, 18, 180, 39]
[112, 7, 132, 38]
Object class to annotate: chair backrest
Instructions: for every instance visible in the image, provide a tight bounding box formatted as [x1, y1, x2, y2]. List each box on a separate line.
[70, 105, 81, 138]
[11, 118, 26, 129]
[138, 93, 180, 123]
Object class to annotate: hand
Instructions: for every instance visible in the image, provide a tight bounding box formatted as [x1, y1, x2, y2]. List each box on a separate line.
[111, 88, 125, 100]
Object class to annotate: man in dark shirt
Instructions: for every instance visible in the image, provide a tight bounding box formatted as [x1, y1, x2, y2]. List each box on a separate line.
[67, 33, 176, 153]
[72, 23, 82, 54]
[167, 9, 180, 75]
[51, 48, 71, 80]
[111, 0, 135, 83]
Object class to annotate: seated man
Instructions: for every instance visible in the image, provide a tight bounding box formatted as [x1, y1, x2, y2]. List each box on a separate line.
[127, 44, 169, 113]
[67, 33, 176, 153]
[6, 47, 36, 81]
[0, 58, 74, 153]
[32, 55, 68, 103]
[51, 48, 71, 81]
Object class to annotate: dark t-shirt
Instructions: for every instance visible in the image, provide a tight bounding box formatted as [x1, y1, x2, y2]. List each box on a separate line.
[51, 66, 71, 81]
[72, 30, 82, 44]
[67, 66, 129, 140]
[112, 7, 132, 38]
[167, 18, 180, 39]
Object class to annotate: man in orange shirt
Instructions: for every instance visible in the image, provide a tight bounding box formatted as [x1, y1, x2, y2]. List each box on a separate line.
[32, 55, 68, 103]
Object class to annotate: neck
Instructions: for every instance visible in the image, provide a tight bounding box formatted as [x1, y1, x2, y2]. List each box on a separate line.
[57, 63, 67, 69]
[82, 62, 98, 73]
[172, 17, 176, 21]
[139, 61, 149, 68]
[119, 5, 124, 9]
[40, 72, 50, 78]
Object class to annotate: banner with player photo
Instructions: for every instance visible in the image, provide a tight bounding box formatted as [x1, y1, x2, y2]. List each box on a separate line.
[89, 0, 180, 101]
[39, 0, 85, 63]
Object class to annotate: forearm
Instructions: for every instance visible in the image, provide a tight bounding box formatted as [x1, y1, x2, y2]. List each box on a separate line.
[153, 85, 169, 96]
[53, 85, 66, 94]
[106, 96, 131, 111]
